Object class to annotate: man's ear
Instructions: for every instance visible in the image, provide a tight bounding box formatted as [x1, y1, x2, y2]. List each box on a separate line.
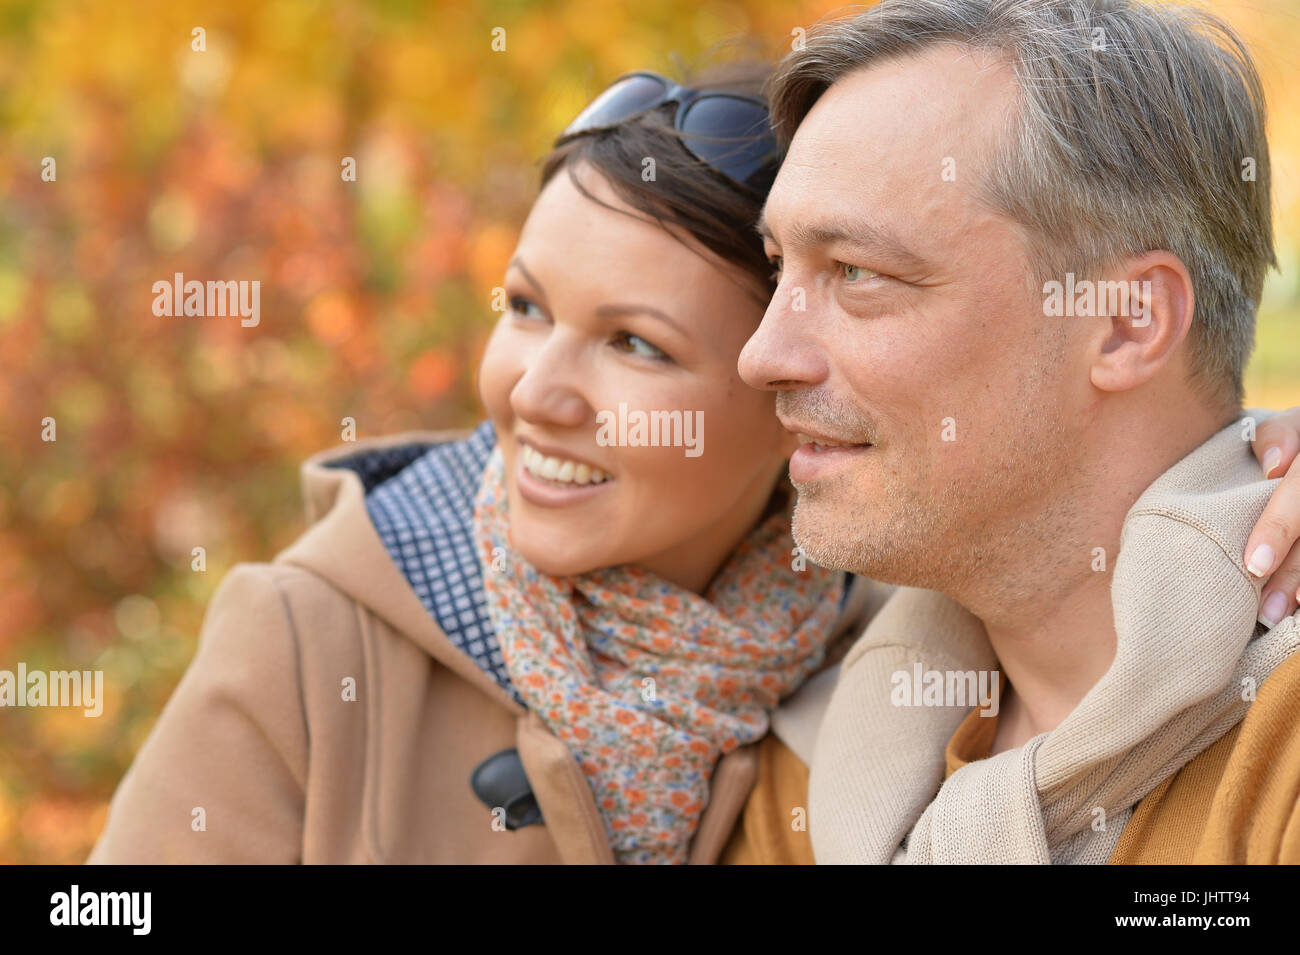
[1089, 251, 1195, 394]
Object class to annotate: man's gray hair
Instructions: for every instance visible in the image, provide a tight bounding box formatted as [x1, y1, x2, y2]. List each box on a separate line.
[769, 0, 1276, 407]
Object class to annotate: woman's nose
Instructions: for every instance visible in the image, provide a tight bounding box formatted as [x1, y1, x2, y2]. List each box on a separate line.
[508, 342, 591, 429]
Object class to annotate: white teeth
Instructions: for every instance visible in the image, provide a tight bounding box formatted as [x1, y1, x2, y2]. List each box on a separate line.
[521, 444, 610, 486]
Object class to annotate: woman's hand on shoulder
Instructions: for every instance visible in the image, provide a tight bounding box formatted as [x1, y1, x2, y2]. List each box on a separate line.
[1247, 407, 1300, 627]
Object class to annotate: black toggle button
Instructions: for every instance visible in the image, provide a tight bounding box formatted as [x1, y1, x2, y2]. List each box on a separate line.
[470, 748, 544, 829]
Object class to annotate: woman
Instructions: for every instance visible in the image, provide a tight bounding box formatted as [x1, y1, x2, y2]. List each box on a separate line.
[87, 61, 1300, 864]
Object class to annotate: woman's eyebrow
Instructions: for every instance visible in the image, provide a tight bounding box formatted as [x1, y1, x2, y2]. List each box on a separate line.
[507, 257, 549, 304]
[595, 302, 689, 338]
[507, 259, 690, 336]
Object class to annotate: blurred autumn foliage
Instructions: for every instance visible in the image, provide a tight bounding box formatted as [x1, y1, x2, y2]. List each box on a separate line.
[0, 0, 1297, 865]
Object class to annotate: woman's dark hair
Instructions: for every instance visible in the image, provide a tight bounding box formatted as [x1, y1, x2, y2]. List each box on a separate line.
[539, 60, 777, 298]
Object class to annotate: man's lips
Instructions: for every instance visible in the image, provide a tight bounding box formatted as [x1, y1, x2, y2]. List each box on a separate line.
[784, 425, 874, 482]
[794, 431, 871, 450]
[781, 418, 874, 448]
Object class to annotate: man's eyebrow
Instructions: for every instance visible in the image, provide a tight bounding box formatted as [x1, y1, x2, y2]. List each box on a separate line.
[755, 211, 928, 270]
[594, 302, 690, 338]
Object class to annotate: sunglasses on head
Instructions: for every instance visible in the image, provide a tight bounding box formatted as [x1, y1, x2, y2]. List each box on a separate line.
[556, 71, 781, 195]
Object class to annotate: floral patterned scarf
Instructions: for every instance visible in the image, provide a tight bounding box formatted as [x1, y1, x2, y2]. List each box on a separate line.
[472, 445, 844, 864]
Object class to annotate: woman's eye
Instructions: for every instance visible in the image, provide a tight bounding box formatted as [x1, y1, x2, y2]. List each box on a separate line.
[611, 331, 669, 361]
[508, 296, 546, 321]
[840, 262, 877, 284]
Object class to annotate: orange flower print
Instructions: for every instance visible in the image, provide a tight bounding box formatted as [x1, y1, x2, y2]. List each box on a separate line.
[472, 445, 844, 864]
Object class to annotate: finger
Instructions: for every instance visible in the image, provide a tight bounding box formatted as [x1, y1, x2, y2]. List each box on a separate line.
[1258, 542, 1300, 629]
[1245, 461, 1300, 583]
[1252, 409, 1300, 479]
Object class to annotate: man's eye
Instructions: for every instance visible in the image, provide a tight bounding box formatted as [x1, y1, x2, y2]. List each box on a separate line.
[840, 262, 878, 284]
[611, 331, 670, 362]
[508, 296, 546, 321]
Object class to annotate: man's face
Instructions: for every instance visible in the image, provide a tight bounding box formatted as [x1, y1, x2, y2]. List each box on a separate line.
[739, 44, 1089, 587]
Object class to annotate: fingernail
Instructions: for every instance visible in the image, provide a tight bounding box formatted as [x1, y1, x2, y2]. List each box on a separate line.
[1263, 447, 1283, 478]
[1246, 543, 1275, 577]
[1259, 590, 1288, 628]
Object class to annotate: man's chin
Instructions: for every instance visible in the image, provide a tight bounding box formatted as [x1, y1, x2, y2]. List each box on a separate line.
[791, 495, 930, 583]
[791, 503, 872, 574]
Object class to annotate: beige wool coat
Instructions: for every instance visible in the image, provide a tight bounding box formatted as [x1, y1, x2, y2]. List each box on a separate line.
[86, 429, 880, 864]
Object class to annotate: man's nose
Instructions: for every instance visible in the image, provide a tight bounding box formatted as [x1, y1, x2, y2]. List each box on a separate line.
[738, 279, 828, 392]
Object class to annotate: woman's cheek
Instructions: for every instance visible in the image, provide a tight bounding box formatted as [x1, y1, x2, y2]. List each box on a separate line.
[622, 405, 728, 503]
[477, 327, 519, 425]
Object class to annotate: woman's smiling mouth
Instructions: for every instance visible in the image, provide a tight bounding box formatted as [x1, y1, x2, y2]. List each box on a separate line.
[514, 438, 616, 507]
[521, 442, 612, 485]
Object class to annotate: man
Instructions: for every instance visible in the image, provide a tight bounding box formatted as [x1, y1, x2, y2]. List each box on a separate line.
[734, 0, 1300, 862]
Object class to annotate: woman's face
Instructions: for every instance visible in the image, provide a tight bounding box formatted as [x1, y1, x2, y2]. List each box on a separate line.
[478, 162, 796, 593]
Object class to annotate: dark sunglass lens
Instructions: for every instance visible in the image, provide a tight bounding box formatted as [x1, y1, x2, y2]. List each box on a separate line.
[564, 74, 669, 136]
[678, 96, 779, 190]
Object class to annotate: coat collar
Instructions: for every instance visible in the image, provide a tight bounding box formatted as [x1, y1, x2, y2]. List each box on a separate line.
[276, 428, 524, 715]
